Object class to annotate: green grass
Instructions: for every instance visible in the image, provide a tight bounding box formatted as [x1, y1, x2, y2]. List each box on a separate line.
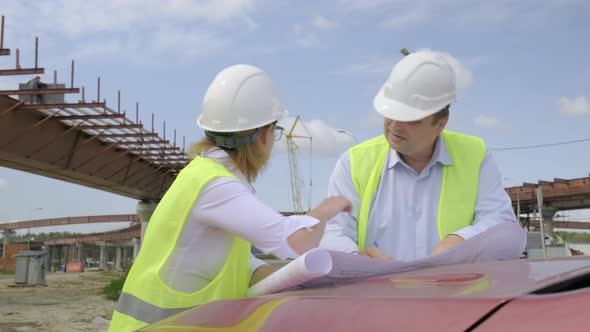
[102, 274, 126, 301]
[0, 269, 14, 275]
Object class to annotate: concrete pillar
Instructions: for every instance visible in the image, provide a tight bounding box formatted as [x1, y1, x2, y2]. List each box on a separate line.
[62, 246, 69, 270]
[132, 238, 140, 261]
[136, 201, 158, 246]
[99, 244, 107, 270]
[76, 244, 83, 262]
[46, 246, 53, 272]
[115, 247, 122, 272]
[1, 230, 12, 258]
[122, 247, 128, 269]
[541, 207, 557, 244]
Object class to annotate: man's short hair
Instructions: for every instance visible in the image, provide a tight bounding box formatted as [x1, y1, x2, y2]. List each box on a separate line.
[432, 105, 450, 125]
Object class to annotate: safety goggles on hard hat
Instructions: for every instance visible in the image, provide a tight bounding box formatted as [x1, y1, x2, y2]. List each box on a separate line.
[206, 122, 283, 150]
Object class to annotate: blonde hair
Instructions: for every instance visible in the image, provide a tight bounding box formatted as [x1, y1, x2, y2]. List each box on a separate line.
[188, 128, 271, 183]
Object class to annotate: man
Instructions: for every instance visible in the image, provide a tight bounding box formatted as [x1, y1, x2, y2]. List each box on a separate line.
[320, 51, 518, 261]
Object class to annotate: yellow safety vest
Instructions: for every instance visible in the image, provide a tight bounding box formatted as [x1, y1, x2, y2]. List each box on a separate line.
[108, 156, 251, 332]
[349, 130, 486, 250]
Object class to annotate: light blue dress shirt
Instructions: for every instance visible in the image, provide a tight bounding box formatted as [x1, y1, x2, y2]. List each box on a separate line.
[319, 135, 517, 261]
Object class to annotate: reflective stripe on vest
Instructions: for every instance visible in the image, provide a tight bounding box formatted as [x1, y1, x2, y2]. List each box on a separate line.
[350, 130, 486, 250]
[108, 156, 252, 332]
[115, 292, 191, 324]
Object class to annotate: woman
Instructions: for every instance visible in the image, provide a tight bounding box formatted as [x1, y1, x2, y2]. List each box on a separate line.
[109, 64, 351, 331]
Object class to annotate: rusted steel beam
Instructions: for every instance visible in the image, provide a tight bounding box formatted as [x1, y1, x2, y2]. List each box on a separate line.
[123, 159, 166, 185]
[45, 227, 140, 245]
[122, 139, 170, 145]
[0, 68, 45, 76]
[0, 109, 63, 149]
[128, 147, 180, 151]
[64, 131, 83, 169]
[102, 133, 159, 138]
[105, 154, 144, 182]
[51, 129, 107, 164]
[21, 102, 106, 110]
[27, 115, 92, 157]
[128, 164, 170, 188]
[150, 156, 189, 161]
[511, 185, 590, 201]
[0, 87, 80, 95]
[80, 124, 142, 130]
[0, 49, 9, 56]
[0, 96, 30, 118]
[134, 151, 186, 156]
[0, 214, 139, 230]
[528, 220, 590, 230]
[88, 148, 137, 175]
[55, 114, 125, 120]
[73, 139, 125, 170]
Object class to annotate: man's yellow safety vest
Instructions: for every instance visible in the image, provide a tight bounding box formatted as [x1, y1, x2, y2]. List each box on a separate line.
[349, 130, 486, 250]
[108, 156, 251, 332]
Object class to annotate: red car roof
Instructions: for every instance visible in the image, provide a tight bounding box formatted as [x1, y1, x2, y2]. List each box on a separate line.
[141, 256, 590, 331]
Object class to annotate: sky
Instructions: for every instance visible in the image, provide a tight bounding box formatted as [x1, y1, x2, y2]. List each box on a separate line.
[1, 0, 590, 235]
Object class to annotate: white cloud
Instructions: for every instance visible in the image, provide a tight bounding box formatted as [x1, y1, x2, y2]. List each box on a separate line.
[416, 48, 473, 92]
[33, 0, 258, 37]
[558, 96, 590, 116]
[275, 117, 357, 158]
[4, 0, 258, 59]
[293, 24, 320, 48]
[340, 0, 402, 11]
[381, 5, 430, 28]
[312, 15, 339, 30]
[340, 0, 585, 29]
[293, 15, 340, 48]
[153, 26, 225, 56]
[474, 115, 499, 127]
[344, 58, 395, 75]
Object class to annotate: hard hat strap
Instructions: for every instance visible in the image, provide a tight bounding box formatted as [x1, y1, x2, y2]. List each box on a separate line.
[205, 129, 262, 150]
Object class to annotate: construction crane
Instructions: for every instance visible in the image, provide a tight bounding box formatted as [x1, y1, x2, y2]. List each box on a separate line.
[284, 116, 312, 213]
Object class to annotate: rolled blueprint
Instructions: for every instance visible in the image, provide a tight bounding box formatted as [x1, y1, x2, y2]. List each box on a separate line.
[248, 247, 333, 297]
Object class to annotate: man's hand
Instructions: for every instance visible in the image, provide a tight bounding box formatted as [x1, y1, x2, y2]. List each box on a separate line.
[432, 234, 464, 255]
[359, 246, 393, 260]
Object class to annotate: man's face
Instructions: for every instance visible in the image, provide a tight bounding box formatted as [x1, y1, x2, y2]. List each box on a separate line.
[383, 113, 447, 158]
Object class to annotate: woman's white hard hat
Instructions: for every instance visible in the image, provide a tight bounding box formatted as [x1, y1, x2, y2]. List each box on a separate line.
[197, 64, 288, 132]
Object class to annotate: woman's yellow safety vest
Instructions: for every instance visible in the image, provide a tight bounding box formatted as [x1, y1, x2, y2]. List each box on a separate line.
[349, 130, 486, 250]
[108, 156, 251, 332]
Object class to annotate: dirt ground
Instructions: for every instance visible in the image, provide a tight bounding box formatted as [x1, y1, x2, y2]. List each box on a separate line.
[0, 272, 117, 332]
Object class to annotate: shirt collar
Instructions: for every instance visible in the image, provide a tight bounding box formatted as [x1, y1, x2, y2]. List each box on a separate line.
[202, 148, 255, 193]
[387, 135, 454, 170]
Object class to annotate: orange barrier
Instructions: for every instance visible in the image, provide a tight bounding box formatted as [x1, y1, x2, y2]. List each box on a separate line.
[66, 262, 85, 272]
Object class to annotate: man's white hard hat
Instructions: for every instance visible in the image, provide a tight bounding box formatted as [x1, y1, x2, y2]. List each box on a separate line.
[197, 64, 287, 132]
[373, 51, 456, 122]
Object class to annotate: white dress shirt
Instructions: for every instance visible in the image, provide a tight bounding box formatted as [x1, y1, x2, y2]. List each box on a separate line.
[159, 148, 319, 293]
[319, 135, 517, 261]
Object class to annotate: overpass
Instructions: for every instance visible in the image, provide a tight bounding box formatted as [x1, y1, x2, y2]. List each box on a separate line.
[0, 214, 138, 231]
[0, 15, 189, 201]
[505, 176, 590, 239]
[0, 15, 190, 242]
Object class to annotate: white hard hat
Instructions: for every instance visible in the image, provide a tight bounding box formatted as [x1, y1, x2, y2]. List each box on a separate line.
[373, 51, 456, 122]
[197, 64, 287, 132]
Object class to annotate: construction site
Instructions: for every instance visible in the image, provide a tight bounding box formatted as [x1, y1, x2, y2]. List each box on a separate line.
[1, 4, 590, 332]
